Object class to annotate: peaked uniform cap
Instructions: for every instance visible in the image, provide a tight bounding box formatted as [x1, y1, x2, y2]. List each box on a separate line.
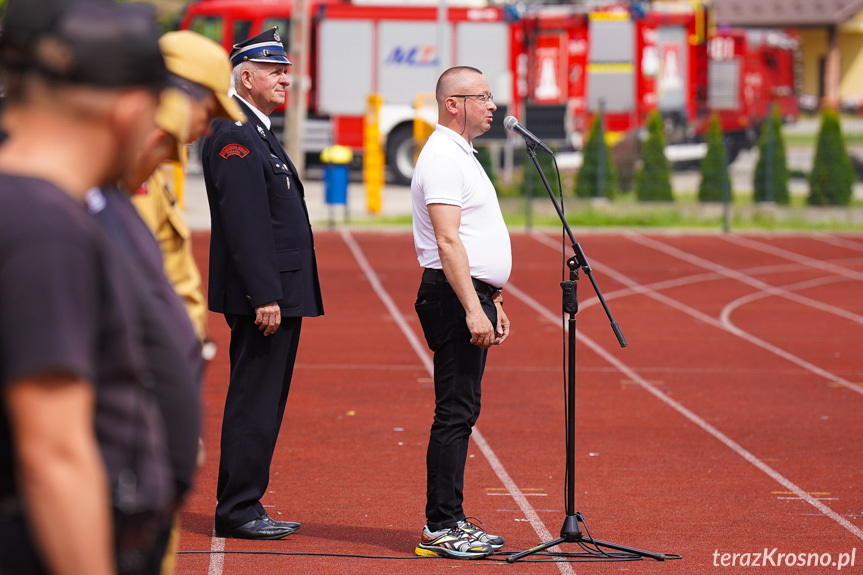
[230, 27, 291, 68]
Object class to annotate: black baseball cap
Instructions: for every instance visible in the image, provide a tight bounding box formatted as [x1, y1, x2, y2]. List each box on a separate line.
[1, 0, 166, 89]
[0, 0, 72, 57]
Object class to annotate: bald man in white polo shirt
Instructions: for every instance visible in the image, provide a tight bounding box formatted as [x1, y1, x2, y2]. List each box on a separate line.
[411, 66, 512, 560]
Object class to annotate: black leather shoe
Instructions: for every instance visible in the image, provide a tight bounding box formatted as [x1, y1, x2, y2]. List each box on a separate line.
[215, 518, 293, 540]
[261, 513, 302, 532]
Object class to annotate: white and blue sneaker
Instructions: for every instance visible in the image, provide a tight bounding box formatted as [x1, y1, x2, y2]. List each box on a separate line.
[415, 525, 493, 559]
[458, 518, 505, 550]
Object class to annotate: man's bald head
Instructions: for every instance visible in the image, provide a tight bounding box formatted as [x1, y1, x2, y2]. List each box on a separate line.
[435, 66, 483, 106]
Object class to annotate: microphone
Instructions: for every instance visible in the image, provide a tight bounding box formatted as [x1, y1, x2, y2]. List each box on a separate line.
[504, 116, 554, 154]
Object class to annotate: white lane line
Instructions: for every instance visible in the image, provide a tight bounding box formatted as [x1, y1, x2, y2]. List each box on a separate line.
[531, 233, 817, 311]
[812, 233, 863, 252]
[722, 234, 863, 282]
[533, 233, 863, 390]
[597, 232, 863, 396]
[578, 254, 863, 314]
[719, 275, 852, 325]
[207, 533, 224, 575]
[486, 493, 549, 496]
[340, 230, 572, 574]
[627, 232, 863, 325]
[340, 230, 434, 375]
[505, 277, 863, 543]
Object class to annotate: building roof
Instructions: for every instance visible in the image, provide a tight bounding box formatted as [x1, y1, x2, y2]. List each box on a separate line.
[712, 0, 863, 27]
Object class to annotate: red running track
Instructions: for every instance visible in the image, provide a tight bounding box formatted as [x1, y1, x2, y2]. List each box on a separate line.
[176, 230, 863, 575]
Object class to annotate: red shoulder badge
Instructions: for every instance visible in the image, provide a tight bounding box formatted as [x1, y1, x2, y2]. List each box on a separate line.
[220, 144, 250, 159]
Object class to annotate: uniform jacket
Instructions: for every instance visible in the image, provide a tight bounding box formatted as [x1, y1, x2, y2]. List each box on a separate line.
[202, 96, 324, 318]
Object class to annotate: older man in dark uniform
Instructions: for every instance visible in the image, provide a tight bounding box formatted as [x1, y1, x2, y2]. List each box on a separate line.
[202, 27, 324, 541]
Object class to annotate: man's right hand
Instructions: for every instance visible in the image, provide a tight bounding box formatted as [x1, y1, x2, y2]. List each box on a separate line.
[466, 309, 495, 349]
[255, 301, 281, 336]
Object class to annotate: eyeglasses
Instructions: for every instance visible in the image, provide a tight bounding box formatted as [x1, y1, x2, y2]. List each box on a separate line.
[450, 93, 494, 104]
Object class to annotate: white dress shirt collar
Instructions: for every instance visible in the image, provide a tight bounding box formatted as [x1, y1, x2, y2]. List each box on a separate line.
[235, 94, 272, 130]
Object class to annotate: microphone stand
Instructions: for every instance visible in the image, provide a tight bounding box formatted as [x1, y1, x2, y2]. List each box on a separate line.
[506, 142, 666, 564]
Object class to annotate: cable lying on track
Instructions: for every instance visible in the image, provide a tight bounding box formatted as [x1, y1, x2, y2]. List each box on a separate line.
[178, 549, 682, 562]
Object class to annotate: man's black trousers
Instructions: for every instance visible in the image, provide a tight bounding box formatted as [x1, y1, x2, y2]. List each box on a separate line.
[415, 272, 497, 532]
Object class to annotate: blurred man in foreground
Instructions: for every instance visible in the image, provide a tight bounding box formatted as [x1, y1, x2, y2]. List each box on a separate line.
[0, 1, 177, 573]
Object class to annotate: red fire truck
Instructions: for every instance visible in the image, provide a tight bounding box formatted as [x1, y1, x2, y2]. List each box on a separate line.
[708, 27, 799, 159]
[515, 4, 655, 184]
[179, 0, 518, 184]
[514, 2, 705, 149]
[516, 1, 798, 162]
[181, 0, 799, 182]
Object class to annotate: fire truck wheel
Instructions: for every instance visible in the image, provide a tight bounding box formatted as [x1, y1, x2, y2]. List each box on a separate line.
[386, 124, 415, 187]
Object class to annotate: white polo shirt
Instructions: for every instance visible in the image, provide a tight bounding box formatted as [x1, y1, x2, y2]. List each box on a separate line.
[411, 124, 512, 288]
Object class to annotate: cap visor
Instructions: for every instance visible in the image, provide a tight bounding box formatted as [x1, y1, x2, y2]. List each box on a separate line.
[248, 57, 292, 66]
[217, 93, 246, 122]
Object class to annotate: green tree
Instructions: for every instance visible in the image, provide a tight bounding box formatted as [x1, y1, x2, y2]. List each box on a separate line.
[753, 106, 790, 204]
[635, 111, 673, 202]
[698, 115, 729, 203]
[575, 113, 617, 199]
[808, 108, 854, 206]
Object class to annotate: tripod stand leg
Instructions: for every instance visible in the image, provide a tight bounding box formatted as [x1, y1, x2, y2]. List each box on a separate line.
[582, 538, 667, 561]
[505, 529, 667, 564]
[505, 537, 565, 563]
[506, 513, 583, 563]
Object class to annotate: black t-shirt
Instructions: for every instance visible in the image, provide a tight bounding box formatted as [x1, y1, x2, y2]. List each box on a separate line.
[92, 185, 202, 501]
[0, 174, 172, 514]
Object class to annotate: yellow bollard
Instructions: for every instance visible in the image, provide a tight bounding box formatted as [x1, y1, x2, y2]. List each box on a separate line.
[363, 94, 384, 214]
[413, 93, 436, 165]
[172, 145, 188, 209]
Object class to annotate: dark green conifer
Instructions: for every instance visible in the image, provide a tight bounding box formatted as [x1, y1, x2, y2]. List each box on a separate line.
[753, 106, 790, 204]
[635, 111, 673, 202]
[808, 108, 854, 206]
[698, 115, 729, 203]
[575, 113, 617, 199]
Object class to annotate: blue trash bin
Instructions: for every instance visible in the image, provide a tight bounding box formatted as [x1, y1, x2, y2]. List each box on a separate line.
[323, 163, 349, 205]
[321, 145, 353, 206]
